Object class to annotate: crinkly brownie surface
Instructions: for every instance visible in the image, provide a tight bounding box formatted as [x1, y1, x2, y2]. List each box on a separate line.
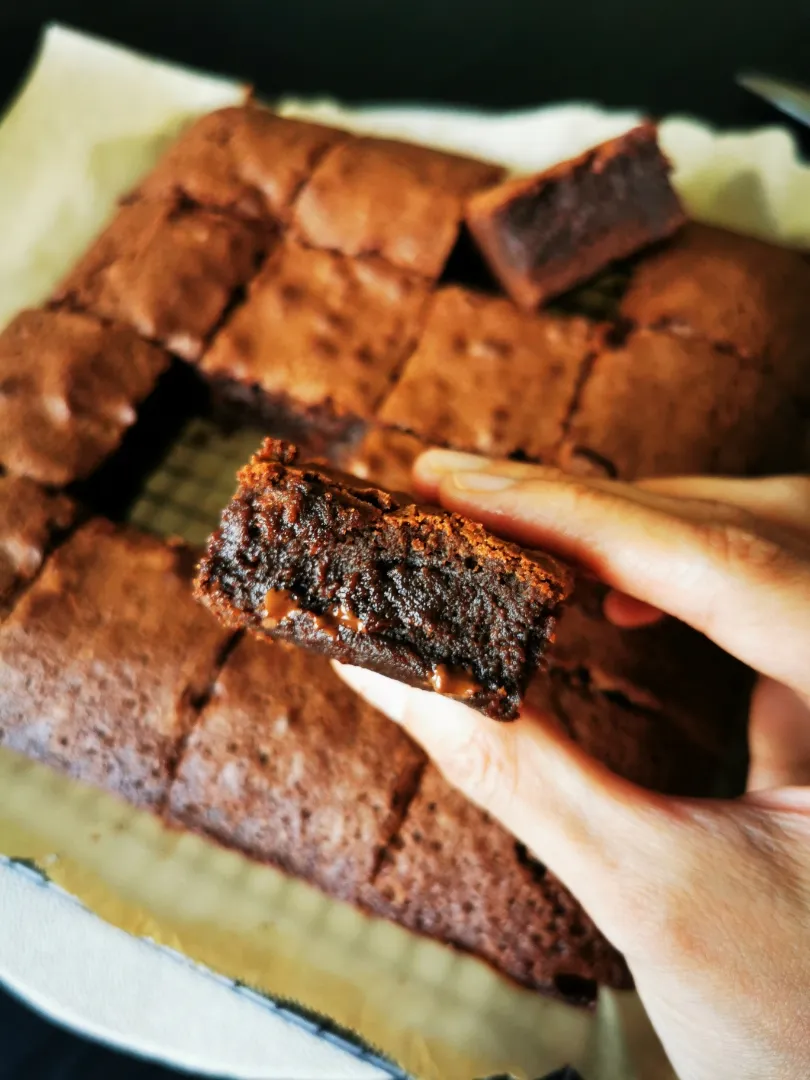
[196, 439, 572, 720]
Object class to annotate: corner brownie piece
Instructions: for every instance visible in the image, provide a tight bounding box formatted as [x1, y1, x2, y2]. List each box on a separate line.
[377, 286, 596, 460]
[136, 106, 346, 222]
[620, 223, 810, 395]
[200, 238, 429, 441]
[367, 765, 629, 1002]
[0, 475, 74, 617]
[0, 520, 229, 808]
[196, 439, 572, 720]
[342, 428, 434, 495]
[293, 136, 505, 278]
[557, 328, 806, 479]
[54, 199, 267, 361]
[465, 124, 685, 309]
[168, 635, 425, 901]
[0, 309, 169, 486]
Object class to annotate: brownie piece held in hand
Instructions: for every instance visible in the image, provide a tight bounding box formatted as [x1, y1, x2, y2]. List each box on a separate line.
[466, 123, 685, 309]
[196, 439, 572, 720]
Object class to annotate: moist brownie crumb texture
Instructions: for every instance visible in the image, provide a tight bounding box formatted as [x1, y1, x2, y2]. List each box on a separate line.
[196, 439, 572, 720]
[1, 104, 807, 1002]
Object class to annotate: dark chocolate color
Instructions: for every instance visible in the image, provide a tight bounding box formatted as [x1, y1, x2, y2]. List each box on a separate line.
[195, 439, 572, 720]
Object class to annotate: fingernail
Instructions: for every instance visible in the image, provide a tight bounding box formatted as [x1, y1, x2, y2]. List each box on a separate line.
[452, 471, 516, 492]
[417, 449, 487, 477]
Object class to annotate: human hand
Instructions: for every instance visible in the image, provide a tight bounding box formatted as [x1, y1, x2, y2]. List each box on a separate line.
[336, 452, 810, 1080]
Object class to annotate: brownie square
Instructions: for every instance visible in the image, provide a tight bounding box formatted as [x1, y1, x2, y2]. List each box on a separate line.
[0, 520, 229, 808]
[136, 106, 347, 222]
[54, 200, 267, 361]
[377, 286, 596, 460]
[465, 124, 686, 309]
[195, 439, 572, 721]
[550, 580, 751, 759]
[168, 635, 425, 902]
[0, 309, 169, 486]
[526, 667, 719, 798]
[293, 136, 505, 278]
[342, 428, 434, 494]
[621, 224, 810, 393]
[368, 764, 629, 1002]
[557, 328, 806, 479]
[200, 239, 430, 439]
[0, 475, 74, 618]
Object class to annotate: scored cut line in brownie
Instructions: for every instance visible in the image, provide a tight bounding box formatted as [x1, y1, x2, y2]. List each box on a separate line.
[293, 136, 505, 278]
[556, 328, 807, 480]
[0, 309, 169, 486]
[377, 286, 597, 461]
[200, 238, 430, 440]
[135, 106, 348, 223]
[195, 439, 573, 720]
[0, 520, 230, 809]
[0, 474, 75, 619]
[619, 223, 810, 396]
[168, 634, 426, 902]
[366, 764, 629, 1002]
[465, 123, 686, 309]
[53, 199, 269, 361]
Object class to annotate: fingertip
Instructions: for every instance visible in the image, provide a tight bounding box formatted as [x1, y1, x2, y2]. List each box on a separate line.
[603, 590, 666, 628]
[331, 662, 409, 724]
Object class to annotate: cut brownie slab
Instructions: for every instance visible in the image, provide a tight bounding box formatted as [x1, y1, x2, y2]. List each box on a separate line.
[195, 439, 572, 720]
[367, 765, 629, 1002]
[168, 635, 426, 902]
[136, 106, 346, 222]
[0, 520, 229, 808]
[557, 328, 806, 479]
[0, 309, 169, 486]
[293, 136, 505, 278]
[54, 199, 267, 361]
[377, 286, 597, 460]
[525, 666, 720, 798]
[342, 428, 434, 495]
[200, 238, 430, 441]
[0, 475, 74, 618]
[621, 223, 810, 394]
[465, 124, 685, 309]
[550, 581, 751, 759]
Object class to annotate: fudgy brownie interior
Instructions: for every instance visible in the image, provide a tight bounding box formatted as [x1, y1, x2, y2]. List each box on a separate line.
[196, 439, 572, 719]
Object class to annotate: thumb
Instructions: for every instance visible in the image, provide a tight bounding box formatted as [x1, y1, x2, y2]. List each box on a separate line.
[335, 662, 684, 955]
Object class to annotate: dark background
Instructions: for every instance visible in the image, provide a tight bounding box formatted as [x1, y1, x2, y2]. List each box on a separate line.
[0, 3, 806, 1078]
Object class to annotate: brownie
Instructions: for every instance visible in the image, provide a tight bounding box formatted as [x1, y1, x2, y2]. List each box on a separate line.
[168, 635, 426, 901]
[342, 428, 434, 494]
[525, 666, 720, 798]
[200, 238, 430, 440]
[377, 286, 597, 460]
[54, 199, 267, 361]
[195, 439, 573, 720]
[0, 520, 229, 808]
[550, 580, 752, 758]
[557, 327, 806, 479]
[465, 124, 685, 309]
[0, 309, 169, 486]
[0, 475, 74, 618]
[620, 223, 810, 394]
[368, 765, 629, 1002]
[293, 136, 505, 278]
[136, 106, 346, 222]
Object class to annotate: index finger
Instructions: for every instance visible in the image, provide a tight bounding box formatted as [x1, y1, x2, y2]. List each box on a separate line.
[414, 453, 810, 696]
